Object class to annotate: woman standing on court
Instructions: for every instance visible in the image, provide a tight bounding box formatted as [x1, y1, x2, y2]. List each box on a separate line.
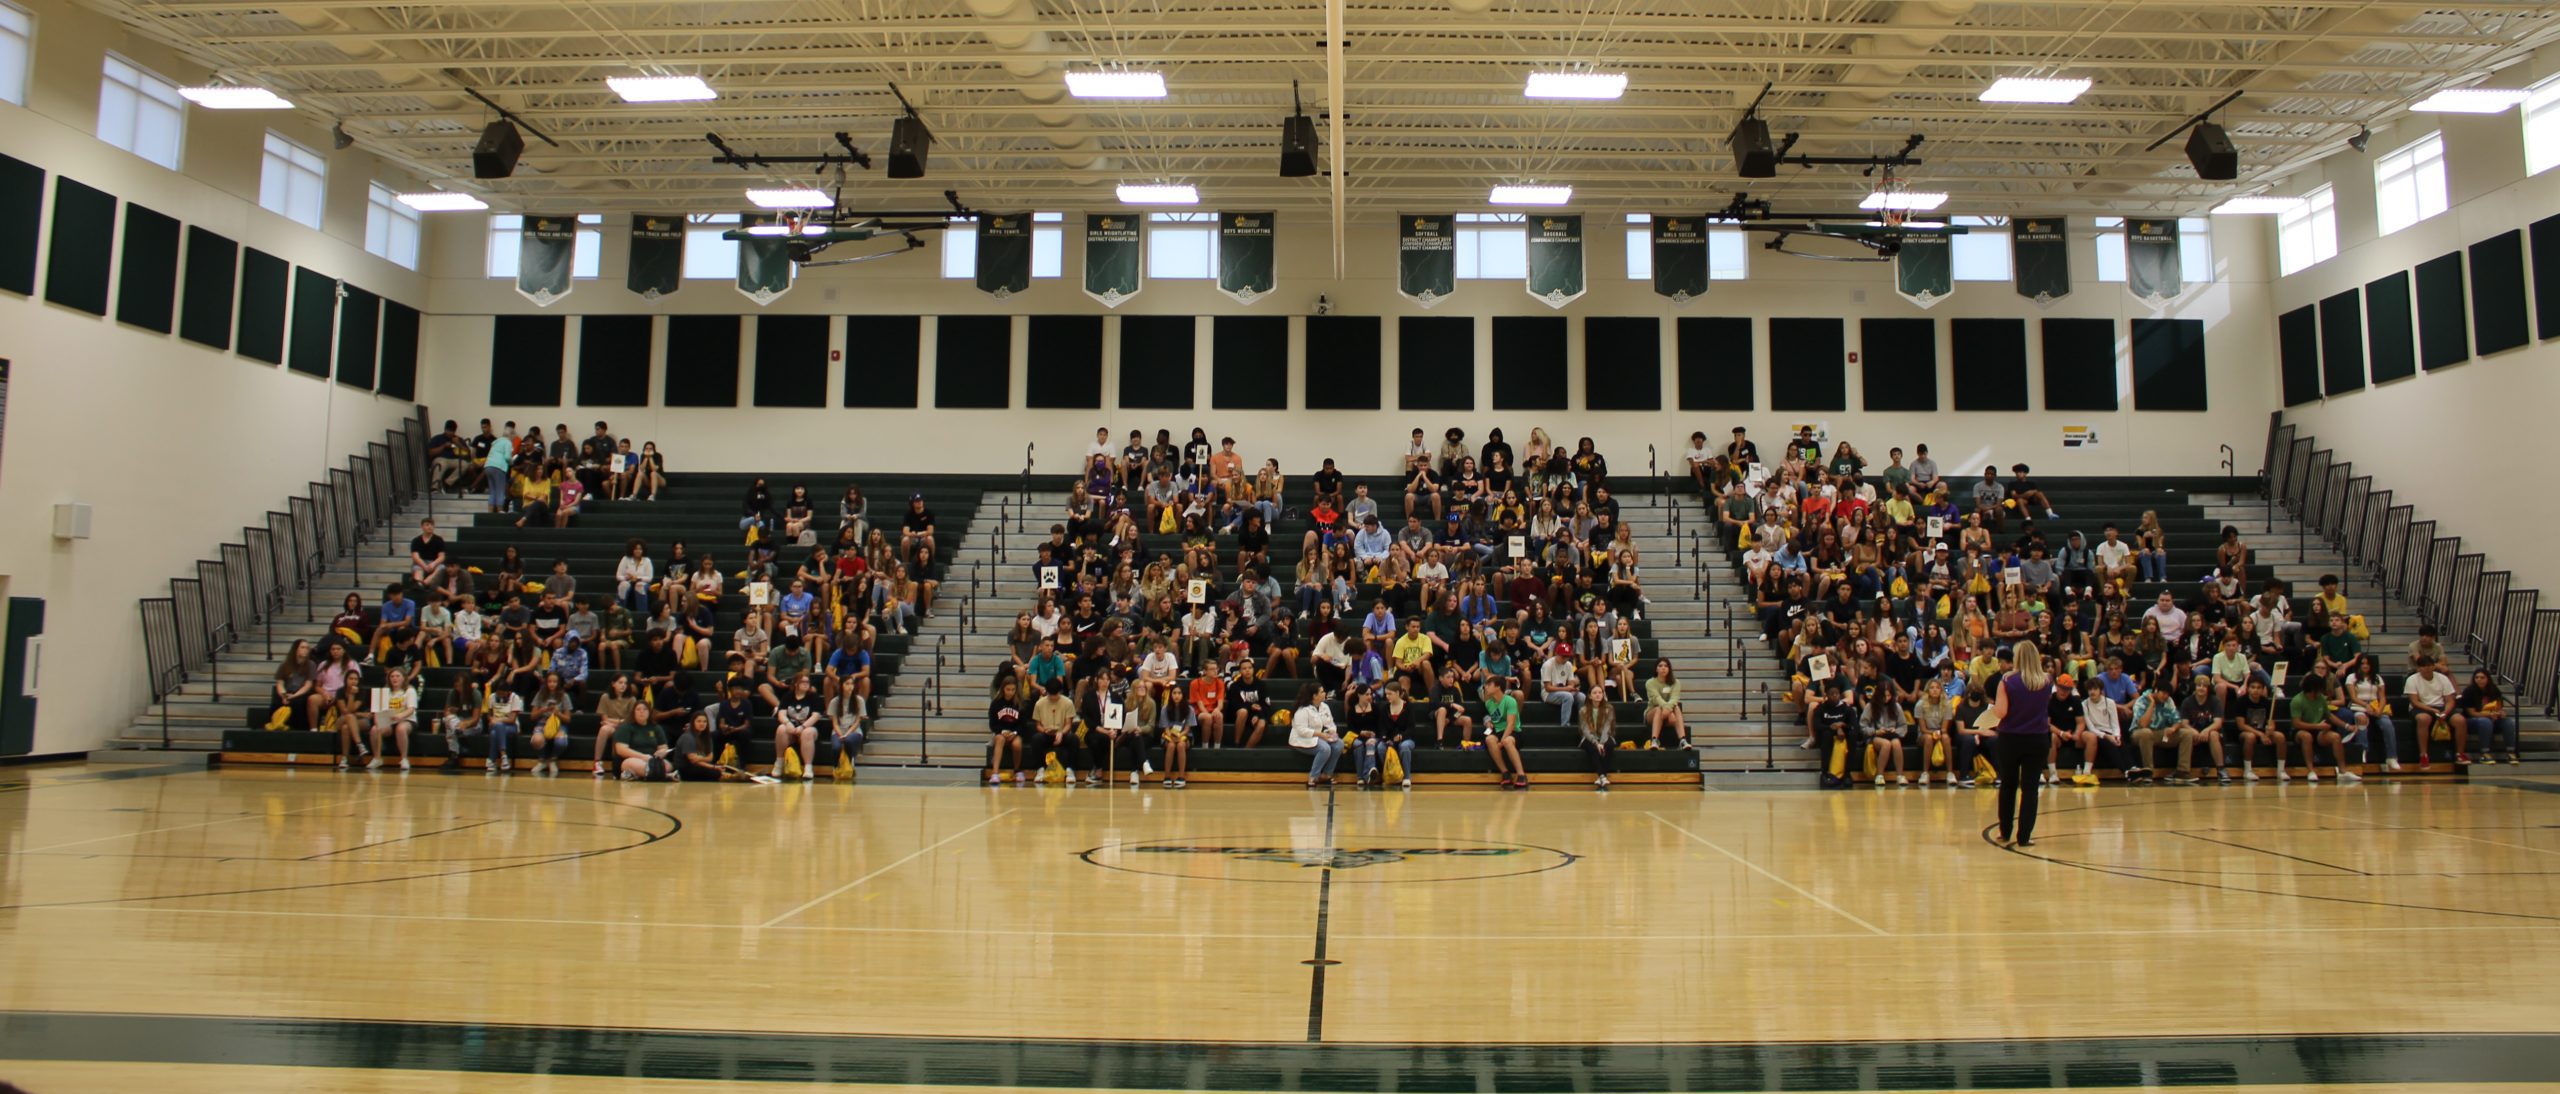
[1990, 640, 2055, 846]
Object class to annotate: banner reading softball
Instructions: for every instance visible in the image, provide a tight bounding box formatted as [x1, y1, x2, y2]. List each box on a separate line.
[2012, 215, 2070, 305]
[1217, 211, 1275, 304]
[1524, 214, 1585, 308]
[1398, 214, 1455, 308]
[1083, 213, 1141, 307]
[1650, 215, 1708, 304]
[626, 214, 683, 300]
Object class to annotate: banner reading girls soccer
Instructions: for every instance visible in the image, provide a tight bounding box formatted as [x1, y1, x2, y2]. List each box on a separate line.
[1650, 215, 1708, 305]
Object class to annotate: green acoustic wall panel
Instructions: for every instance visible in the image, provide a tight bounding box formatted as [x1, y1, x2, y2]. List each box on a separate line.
[2130, 317, 2207, 411]
[178, 227, 238, 350]
[488, 314, 566, 405]
[842, 315, 920, 408]
[378, 301, 420, 400]
[2415, 251, 2468, 370]
[2040, 317, 2117, 411]
[0, 152, 40, 296]
[115, 202, 180, 332]
[1858, 317, 1937, 411]
[1582, 317, 1661, 411]
[1303, 316, 1380, 409]
[235, 248, 289, 364]
[43, 176, 115, 316]
[1398, 316, 1474, 410]
[1949, 318, 2028, 411]
[2364, 271, 2415, 385]
[1118, 315, 1196, 409]
[664, 315, 741, 406]
[1211, 316, 1289, 409]
[1767, 317, 1845, 411]
[1676, 317, 1753, 411]
[334, 284, 379, 390]
[286, 266, 337, 377]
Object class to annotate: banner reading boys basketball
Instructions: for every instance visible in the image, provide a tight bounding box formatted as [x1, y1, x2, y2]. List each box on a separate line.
[515, 215, 577, 306]
[1217, 211, 1275, 304]
[1083, 213, 1142, 307]
[1397, 214, 1455, 307]
[975, 213, 1032, 299]
[1524, 214, 1585, 308]
[626, 214, 683, 300]
[735, 213, 794, 305]
[2125, 217, 2183, 307]
[1894, 232, 1952, 309]
[1650, 215, 1708, 305]
[2011, 215, 2070, 305]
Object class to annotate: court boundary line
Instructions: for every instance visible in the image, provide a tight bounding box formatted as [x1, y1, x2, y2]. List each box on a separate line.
[1644, 812, 1891, 936]
[1304, 782, 1338, 1042]
[11, 791, 412, 855]
[756, 808, 1013, 928]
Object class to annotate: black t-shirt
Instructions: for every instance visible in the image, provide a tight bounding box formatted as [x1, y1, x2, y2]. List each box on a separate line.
[1884, 652, 1926, 692]
[1238, 526, 1270, 551]
[471, 434, 496, 459]
[532, 605, 568, 638]
[1311, 468, 1344, 497]
[903, 508, 935, 532]
[410, 535, 446, 562]
[717, 700, 756, 737]
[1814, 701, 1858, 737]
[583, 435, 616, 463]
[2048, 691, 2084, 732]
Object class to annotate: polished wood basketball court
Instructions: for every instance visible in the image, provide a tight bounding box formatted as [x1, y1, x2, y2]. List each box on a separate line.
[3, 763, 2556, 1092]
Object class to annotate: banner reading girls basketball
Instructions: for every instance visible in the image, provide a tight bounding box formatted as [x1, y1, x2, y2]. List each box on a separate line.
[2125, 217, 2183, 307]
[1524, 214, 1585, 308]
[1398, 214, 1456, 307]
[2011, 216, 2070, 305]
[1217, 211, 1275, 304]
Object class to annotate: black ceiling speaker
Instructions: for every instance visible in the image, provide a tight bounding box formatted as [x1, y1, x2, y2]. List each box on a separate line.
[2185, 122, 2238, 181]
[1279, 114, 1320, 178]
[472, 120, 524, 179]
[888, 115, 932, 179]
[1729, 116, 1777, 179]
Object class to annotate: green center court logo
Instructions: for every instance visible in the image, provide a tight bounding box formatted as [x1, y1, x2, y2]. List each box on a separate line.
[1081, 836, 1576, 883]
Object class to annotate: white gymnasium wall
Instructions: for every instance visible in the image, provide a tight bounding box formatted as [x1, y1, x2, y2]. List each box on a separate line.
[0, 0, 429, 753]
[418, 209, 2279, 480]
[2267, 42, 2560, 594]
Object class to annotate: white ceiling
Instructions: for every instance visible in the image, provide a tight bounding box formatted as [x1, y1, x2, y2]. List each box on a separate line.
[99, 0, 2560, 217]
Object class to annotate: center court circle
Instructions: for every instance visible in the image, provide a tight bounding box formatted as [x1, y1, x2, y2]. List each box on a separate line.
[1080, 834, 1578, 883]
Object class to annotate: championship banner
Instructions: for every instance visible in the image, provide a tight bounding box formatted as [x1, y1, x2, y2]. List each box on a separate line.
[975, 212, 1032, 299]
[515, 215, 577, 306]
[1894, 233, 1952, 309]
[1083, 213, 1141, 307]
[1397, 214, 1455, 308]
[626, 214, 683, 301]
[736, 213, 793, 306]
[1217, 211, 1275, 304]
[2012, 215, 2070, 305]
[1650, 215, 1708, 305]
[1524, 213, 1585, 308]
[2125, 217, 2183, 307]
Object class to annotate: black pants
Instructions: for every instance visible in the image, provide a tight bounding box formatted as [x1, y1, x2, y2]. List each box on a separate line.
[1581, 738, 1611, 774]
[1994, 733, 2046, 842]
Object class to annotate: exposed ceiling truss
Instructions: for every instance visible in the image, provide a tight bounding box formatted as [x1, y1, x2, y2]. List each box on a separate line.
[85, 0, 2560, 218]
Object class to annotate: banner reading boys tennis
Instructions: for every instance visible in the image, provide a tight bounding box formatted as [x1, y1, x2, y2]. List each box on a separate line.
[1217, 211, 1275, 304]
[2125, 217, 2183, 307]
[1525, 214, 1585, 308]
[735, 213, 793, 306]
[1084, 214, 1142, 307]
[1398, 214, 1455, 308]
[2012, 215, 2069, 305]
[1894, 232, 1952, 308]
[1650, 215, 1708, 305]
[626, 214, 683, 300]
[975, 213, 1032, 299]
[515, 215, 577, 306]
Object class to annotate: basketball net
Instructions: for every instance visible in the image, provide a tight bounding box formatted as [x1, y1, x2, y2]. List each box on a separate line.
[1873, 169, 1908, 228]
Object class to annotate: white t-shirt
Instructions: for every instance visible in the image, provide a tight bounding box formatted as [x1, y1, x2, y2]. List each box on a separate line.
[2094, 540, 2132, 569]
[2403, 671, 2458, 709]
[452, 611, 485, 641]
[1684, 443, 1712, 467]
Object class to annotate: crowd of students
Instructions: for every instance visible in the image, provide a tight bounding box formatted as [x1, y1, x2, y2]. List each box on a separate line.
[1696, 425, 2524, 788]
[427, 417, 668, 524]
[985, 425, 1691, 789]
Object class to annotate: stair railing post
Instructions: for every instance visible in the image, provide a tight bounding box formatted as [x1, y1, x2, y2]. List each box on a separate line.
[1761, 683, 1774, 772]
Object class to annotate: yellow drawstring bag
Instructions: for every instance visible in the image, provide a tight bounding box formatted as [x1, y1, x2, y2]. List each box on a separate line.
[2070, 771, 2100, 787]
[1861, 742, 1879, 779]
[1043, 751, 1069, 780]
[1972, 754, 2001, 783]
[1826, 736, 1848, 778]
[1929, 738, 1946, 766]
[678, 639, 700, 670]
[523, 581, 545, 595]
[539, 714, 563, 741]
[1890, 576, 1910, 598]
[778, 748, 803, 778]
[834, 747, 854, 781]
[1382, 746, 1405, 784]
[2348, 614, 2370, 641]
[716, 743, 739, 768]
[265, 706, 294, 731]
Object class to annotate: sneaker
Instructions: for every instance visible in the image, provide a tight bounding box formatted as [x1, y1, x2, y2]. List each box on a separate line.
[1130, 771, 1141, 786]
[1016, 771, 1031, 783]
[802, 768, 814, 781]
[2339, 771, 2362, 783]
[336, 758, 349, 771]
[989, 774, 1005, 785]
[1895, 776, 1909, 787]
[366, 756, 383, 771]
[2505, 754, 2523, 765]
[2306, 770, 2319, 783]
[1400, 777, 1412, 789]
[1957, 778, 1978, 788]
[1031, 769, 1048, 784]
[399, 758, 411, 772]
[596, 767, 610, 779]
[1797, 739, 1816, 750]
[2243, 767, 2260, 782]
[1142, 761, 1156, 775]
[2384, 759, 2403, 772]
[2277, 768, 2291, 783]
[2217, 770, 2233, 785]
[2456, 753, 2471, 766]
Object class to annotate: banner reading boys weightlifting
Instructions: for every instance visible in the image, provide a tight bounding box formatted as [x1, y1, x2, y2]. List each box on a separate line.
[1217, 211, 1275, 304]
[1398, 214, 1455, 308]
[1524, 214, 1585, 308]
[1083, 213, 1142, 307]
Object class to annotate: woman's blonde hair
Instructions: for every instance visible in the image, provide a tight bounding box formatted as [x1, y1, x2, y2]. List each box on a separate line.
[2012, 640, 2051, 691]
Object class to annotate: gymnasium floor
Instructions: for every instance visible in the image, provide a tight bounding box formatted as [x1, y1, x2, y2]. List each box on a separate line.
[1, 764, 2555, 1093]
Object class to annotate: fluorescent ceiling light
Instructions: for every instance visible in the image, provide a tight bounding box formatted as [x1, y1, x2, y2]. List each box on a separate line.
[1979, 77, 2091, 104]
[746, 188, 833, 209]
[1066, 69, 1167, 98]
[1858, 190, 1947, 211]
[2211, 195, 2305, 215]
[744, 223, 834, 236]
[178, 85, 294, 109]
[606, 75, 716, 103]
[394, 191, 488, 212]
[2409, 87, 2528, 113]
[1489, 184, 1573, 205]
[1524, 71, 1628, 99]
[1116, 183, 1199, 204]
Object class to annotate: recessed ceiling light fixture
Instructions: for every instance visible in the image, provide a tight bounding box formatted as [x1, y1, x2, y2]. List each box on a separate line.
[1979, 77, 2091, 104]
[2409, 87, 2528, 113]
[607, 75, 717, 103]
[1115, 183, 1199, 204]
[1066, 68, 1168, 99]
[1858, 190, 1947, 211]
[178, 85, 294, 109]
[1524, 71, 1628, 99]
[1489, 184, 1574, 205]
[744, 222, 832, 236]
[746, 188, 834, 209]
[394, 192, 488, 212]
[2210, 195, 2306, 215]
